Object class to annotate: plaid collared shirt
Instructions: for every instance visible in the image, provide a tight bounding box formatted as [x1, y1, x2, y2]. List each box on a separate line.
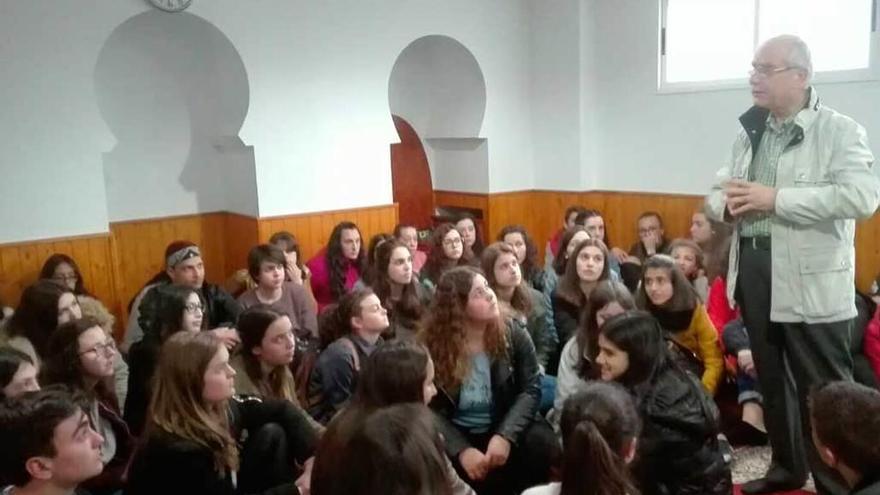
[739, 114, 799, 238]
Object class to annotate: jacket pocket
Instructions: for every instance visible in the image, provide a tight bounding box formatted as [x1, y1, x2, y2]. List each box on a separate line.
[798, 246, 853, 319]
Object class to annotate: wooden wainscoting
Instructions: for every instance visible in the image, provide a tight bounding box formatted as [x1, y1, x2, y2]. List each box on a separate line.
[256, 204, 400, 262]
[109, 212, 233, 325]
[223, 213, 260, 279]
[0, 233, 117, 316]
[436, 189, 880, 292]
[0, 205, 400, 339]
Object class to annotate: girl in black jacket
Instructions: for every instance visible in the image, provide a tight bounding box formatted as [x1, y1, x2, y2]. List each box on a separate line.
[420, 266, 557, 495]
[125, 331, 319, 495]
[596, 310, 732, 495]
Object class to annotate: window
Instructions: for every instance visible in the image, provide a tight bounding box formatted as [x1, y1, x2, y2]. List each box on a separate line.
[659, 0, 878, 91]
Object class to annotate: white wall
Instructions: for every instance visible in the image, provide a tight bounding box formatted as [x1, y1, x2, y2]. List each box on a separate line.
[529, 0, 587, 191]
[588, 0, 880, 194]
[95, 10, 254, 221]
[0, 1, 122, 242]
[426, 139, 490, 193]
[0, 0, 538, 244]
[196, 0, 536, 208]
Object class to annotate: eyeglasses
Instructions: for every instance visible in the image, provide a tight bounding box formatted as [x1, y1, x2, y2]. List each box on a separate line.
[79, 340, 117, 357]
[184, 302, 204, 314]
[749, 65, 799, 78]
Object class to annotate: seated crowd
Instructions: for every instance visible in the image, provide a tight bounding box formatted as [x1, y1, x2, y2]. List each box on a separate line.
[1, 207, 879, 495]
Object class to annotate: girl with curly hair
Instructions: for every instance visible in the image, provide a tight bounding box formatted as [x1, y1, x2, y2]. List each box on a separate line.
[419, 266, 556, 494]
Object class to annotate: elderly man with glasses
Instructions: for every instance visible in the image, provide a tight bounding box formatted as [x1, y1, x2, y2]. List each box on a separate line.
[706, 35, 880, 495]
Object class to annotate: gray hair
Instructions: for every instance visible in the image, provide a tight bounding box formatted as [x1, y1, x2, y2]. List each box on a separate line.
[765, 34, 813, 81]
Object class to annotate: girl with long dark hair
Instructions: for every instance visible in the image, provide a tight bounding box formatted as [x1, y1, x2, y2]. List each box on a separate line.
[124, 285, 205, 435]
[359, 239, 430, 340]
[421, 223, 467, 292]
[551, 238, 611, 348]
[596, 311, 732, 495]
[307, 221, 365, 311]
[552, 280, 635, 428]
[524, 382, 641, 495]
[635, 255, 724, 395]
[497, 224, 545, 292]
[1, 280, 80, 364]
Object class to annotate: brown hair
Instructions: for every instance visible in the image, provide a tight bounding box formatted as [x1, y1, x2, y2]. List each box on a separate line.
[365, 240, 423, 332]
[148, 332, 238, 473]
[481, 242, 532, 316]
[311, 404, 452, 495]
[810, 381, 880, 476]
[39, 253, 90, 296]
[553, 226, 590, 276]
[5, 280, 71, 358]
[667, 238, 705, 280]
[559, 382, 641, 495]
[576, 281, 636, 379]
[247, 244, 287, 283]
[422, 223, 465, 283]
[237, 305, 295, 401]
[418, 267, 506, 391]
[635, 254, 697, 312]
[352, 340, 431, 409]
[557, 238, 611, 307]
[43, 318, 117, 409]
[318, 289, 375, 349]
[497, 224, 541, 285]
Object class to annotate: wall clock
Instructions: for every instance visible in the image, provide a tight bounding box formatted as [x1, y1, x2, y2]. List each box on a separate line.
[148, 0, 193, 13]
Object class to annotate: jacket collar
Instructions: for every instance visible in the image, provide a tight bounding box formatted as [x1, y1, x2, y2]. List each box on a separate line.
[739, 87, 820, 151]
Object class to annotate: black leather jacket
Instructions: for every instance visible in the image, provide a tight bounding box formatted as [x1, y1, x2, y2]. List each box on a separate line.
[429, 319, 540, 457]
[632, 365, 733, 495]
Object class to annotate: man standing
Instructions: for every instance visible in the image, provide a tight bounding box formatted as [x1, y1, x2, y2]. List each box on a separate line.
[707, 35, 879, 495]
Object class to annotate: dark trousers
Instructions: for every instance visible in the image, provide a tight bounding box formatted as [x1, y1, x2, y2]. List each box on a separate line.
[239, 423, 297, 492]
[450, 420, 558, 495]
[736, 244, 853, 495]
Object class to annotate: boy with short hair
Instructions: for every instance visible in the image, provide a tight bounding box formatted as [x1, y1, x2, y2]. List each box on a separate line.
[0, 387, 104, 495]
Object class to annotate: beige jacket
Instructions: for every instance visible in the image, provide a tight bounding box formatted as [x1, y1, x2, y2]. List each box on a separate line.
[707, 88, 879, 323]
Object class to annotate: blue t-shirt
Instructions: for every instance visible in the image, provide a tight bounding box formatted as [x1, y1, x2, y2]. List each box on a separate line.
[452, 352, 493, 433]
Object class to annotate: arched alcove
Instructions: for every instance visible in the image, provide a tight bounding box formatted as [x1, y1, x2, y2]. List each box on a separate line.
[94, 11, 256, 221]
[388, 35, 489, 227]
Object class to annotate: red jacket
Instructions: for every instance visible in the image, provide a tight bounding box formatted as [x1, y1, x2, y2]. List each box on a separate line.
[307, 249, 361, 312]
[706, 276, 738, 337]
[865, 306, 880, 383]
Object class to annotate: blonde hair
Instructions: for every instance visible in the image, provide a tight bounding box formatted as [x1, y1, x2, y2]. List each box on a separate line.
[76, 295, 116, 336]
[149, 332, 239, 473]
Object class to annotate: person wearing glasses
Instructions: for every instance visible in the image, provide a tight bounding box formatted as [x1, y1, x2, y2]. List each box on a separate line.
[420, 223, 467, 294]
[43, 317, 134, 495]
[123, 285, 206, 436]
[627, 211, 669, 264]
[39, 253, 92, 296]
[707, 34, 880, 495]
[124, 240, 242, 353]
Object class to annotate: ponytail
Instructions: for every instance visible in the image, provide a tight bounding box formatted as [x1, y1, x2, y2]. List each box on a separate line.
[558, 382, 641, 495]
[560, 419, 636, 495]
